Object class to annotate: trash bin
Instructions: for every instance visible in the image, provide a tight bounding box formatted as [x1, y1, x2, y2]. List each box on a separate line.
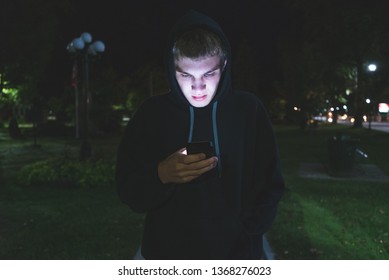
[327, 133, 357, 177]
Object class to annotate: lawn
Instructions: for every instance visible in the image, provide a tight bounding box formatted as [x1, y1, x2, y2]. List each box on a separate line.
[1, 123, 388, 260]
[268, 123, 389, 259]
[0, 128, 144, 260]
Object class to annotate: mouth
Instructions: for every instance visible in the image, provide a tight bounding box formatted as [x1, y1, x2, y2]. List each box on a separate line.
[192, 95, 207, 101]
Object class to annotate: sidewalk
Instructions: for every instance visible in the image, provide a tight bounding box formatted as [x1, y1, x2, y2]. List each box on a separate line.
[362, 121, 389, 133]
[337, 120, 389, 133]
[299, 162, 389, 183]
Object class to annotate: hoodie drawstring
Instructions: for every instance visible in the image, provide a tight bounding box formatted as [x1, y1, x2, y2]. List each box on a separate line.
[188, 106, 195, 143]
[212, 101, 222, 175]
[187, 103, 222, 176]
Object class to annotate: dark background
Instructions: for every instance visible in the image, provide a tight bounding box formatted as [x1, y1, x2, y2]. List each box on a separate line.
[2, 0, 389, 127]
[65, 0, 285, 76]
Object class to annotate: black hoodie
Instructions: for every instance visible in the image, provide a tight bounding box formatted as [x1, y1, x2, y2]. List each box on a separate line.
[116, 10, 285, 259]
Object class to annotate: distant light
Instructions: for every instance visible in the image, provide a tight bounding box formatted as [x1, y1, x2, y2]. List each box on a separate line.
[368, 64, 377, 72]
[343, 105, 347, 110]
[378, 103, 389, 113]
[366, 98, 371, 104]
[2, 87, 18, 96]
[330, 107, 334, 112]
[346, 89, 351, 95]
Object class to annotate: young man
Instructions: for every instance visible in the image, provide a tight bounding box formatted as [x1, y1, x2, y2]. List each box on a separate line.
[116, 10, 285, 260]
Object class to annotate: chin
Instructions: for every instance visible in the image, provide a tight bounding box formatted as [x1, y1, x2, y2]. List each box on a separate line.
[191, 101, 210, 108]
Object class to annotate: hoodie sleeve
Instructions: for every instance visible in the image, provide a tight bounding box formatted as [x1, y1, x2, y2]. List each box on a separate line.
[115, 103, 176, 213]
[242, 101, 285, 236]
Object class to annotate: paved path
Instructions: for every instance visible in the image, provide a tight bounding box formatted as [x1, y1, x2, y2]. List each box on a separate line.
[299, 162, 389, 183]
[337, 120, 389, 133]
[362, 121, 389, 133]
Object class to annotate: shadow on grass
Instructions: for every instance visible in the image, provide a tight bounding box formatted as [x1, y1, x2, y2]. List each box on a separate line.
[268, 186, 319, 260]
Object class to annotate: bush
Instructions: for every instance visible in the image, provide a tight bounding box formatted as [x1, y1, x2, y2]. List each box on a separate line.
[18, 157, 115, 188]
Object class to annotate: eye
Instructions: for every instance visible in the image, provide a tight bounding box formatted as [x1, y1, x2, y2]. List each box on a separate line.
[204, 70, 217, 78]
[179, 72, 191, 78]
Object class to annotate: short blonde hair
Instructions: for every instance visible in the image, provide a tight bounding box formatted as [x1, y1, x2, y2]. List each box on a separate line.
[173, 28, 226, 62]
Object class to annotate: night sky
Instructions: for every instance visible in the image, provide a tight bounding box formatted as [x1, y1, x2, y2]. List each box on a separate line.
[61, 0, 286, 78]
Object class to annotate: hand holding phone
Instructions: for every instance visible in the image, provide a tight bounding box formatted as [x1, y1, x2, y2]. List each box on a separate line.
[158, 146, 218, 184]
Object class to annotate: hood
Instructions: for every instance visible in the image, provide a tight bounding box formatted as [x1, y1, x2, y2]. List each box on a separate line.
[165, 10, 232, 108]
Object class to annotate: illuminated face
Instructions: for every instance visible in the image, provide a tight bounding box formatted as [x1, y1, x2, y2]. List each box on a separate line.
[175, 56, 224, 107]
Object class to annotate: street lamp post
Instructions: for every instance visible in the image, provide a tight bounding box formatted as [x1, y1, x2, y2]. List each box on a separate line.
[366, 98, 372, 130]
[67, 32, 105, 160]
[366, 63, 377, 131]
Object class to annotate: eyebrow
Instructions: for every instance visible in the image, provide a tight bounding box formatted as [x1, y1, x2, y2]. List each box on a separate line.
[175, 65, 185, 72]
[205, 65, 221, 73]
[175, 64, 220, 74]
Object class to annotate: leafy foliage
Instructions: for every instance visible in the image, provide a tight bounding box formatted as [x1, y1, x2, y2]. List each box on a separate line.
[17, 157, 115, 188]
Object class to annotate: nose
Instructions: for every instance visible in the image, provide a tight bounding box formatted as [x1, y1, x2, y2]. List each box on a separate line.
[191, 78, 206, 91]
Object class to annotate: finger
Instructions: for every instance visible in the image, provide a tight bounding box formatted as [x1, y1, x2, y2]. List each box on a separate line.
[174, 159, 218, 183]
[186, 156, 218, 170]
[180, 160, 217, 178]
[182, 153, 207, 164]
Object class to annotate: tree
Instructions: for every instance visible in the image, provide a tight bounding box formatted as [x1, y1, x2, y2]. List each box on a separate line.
[278, 0, 389, 126]
[1, 0, 72, 124]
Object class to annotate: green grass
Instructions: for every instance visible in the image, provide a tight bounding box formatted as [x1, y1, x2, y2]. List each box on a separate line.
[0, 128, 144, 260]
[0, 187, 143, 259]
[268, 123, 389, 259]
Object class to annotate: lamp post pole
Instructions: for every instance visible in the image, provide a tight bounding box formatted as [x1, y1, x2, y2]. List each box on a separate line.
[80, 47, 91, 159]
[366, 98, 372, 130]
[367, 63, 377, 131]
[67, 32, 105, 160]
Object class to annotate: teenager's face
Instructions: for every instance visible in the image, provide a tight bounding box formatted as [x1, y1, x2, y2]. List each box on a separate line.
[175, 56, 224, 107]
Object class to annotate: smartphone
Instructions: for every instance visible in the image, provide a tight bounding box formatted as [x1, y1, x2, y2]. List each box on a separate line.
[186, 141, 213, 158]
